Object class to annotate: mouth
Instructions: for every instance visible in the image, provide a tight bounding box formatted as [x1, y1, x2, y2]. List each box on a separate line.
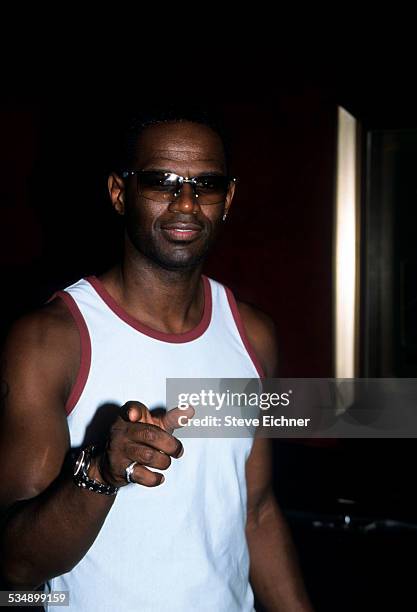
[160, 222, 203, 242]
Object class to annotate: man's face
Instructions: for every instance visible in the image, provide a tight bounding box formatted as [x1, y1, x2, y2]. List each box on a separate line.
[111, 121, 235, 271]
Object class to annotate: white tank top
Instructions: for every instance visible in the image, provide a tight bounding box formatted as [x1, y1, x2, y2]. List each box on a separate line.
[45, 274, 263, 612]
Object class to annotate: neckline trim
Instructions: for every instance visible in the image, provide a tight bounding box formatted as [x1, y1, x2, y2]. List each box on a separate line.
[84, 274, 212, 344]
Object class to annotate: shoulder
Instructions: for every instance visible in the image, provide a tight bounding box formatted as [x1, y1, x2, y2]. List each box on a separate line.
[236, 300, 278, 378]
[4, 295, 77, 354]
[2, 295, 80, 402]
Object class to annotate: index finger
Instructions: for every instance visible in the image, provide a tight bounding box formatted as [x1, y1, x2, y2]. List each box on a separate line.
[161, 406, 195, 434]
[131, 422, 184, 458]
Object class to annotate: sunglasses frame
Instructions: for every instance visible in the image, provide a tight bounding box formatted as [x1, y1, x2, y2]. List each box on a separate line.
[121, 170, 236, 204]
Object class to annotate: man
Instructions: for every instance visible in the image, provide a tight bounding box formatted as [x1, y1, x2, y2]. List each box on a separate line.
[0, 109, 313, 611]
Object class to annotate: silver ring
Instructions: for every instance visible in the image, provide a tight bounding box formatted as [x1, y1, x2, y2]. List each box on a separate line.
[125, 461, 138, 484]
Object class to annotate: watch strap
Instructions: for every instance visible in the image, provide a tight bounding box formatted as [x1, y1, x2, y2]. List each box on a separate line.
[73, 445, 119, 496]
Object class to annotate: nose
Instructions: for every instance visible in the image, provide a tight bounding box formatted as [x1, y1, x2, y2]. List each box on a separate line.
[168, 182, 199, 215]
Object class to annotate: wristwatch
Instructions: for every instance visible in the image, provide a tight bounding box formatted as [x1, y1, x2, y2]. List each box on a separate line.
[73, 445, 119, 496]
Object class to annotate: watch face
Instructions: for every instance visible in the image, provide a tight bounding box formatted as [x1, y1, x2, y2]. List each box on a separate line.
[73, 449, 85, 477]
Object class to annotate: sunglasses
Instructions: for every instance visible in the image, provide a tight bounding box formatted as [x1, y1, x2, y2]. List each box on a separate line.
[122, 170, 236, 205]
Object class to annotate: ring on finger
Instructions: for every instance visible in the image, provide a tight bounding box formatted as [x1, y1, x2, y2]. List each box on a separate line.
[125, 461, 138, 484]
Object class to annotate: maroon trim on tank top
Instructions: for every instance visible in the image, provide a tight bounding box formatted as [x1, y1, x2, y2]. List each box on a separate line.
[84, 274, 212, 344]
[224, 286, 266, 379]
[48, 290, 92, 416]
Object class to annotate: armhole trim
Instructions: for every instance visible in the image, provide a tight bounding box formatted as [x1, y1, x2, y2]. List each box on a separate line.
[224, 286, 266, 379]
[49, 290, 92, 416]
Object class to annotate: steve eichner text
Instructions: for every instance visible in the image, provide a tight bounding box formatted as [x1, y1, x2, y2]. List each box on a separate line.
[177, 389, 291, 411]
[176, 415, 311, 427]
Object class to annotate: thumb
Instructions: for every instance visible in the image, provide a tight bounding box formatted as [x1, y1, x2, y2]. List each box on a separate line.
[162, 405, 195, 433]
[121, 401, 151, 423]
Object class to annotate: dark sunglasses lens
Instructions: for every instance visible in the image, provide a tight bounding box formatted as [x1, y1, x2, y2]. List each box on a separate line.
[195, 176, 230, 204]
[138, 172, 177, 200]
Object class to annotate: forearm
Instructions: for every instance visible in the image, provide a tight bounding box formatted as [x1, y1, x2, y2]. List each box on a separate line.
[246, 493, 314, 612]
[0, 460, 115, 589]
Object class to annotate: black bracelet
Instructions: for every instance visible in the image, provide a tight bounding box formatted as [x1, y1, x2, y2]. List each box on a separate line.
[73, 445, 119, 496]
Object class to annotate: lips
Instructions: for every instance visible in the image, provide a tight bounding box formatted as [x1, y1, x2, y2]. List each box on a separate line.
[160, 222, 203, 242]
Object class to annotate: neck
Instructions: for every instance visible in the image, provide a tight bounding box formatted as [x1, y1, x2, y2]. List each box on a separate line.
[100, 249, 205, 335]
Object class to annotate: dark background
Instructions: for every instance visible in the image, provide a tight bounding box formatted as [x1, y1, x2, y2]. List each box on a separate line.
[2, 55, 417, 610]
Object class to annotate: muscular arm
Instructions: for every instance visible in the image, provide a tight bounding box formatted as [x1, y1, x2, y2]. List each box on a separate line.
[239, 302, 314, 611]
[245, 438, 313, 611]
[0, 300, 116, 588]
[0, 300, 184, 589]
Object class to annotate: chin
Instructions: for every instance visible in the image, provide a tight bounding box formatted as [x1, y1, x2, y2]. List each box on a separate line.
[145, 234, 209, 269]
[129, 232, 213, 271]
[155, 252, 207, 271]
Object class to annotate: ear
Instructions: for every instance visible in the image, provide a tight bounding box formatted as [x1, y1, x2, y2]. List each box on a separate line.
[108, 173, 126, 216]
[223, 178, 236, 217]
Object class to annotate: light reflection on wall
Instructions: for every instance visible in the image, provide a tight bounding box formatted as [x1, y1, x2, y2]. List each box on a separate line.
[334, 107, 360, 381]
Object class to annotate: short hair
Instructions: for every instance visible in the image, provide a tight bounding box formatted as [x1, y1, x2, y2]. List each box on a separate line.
[113, 106, 231, 174]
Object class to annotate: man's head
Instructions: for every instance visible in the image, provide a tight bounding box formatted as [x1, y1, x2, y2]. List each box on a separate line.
[108, 109, 235, 271]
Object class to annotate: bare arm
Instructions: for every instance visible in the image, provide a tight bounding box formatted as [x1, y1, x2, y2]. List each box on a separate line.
[0, 300, 188, 588]
[239, 302, 314, 611]
[245, 438, 313, 611]
[0, 301, 118, 587]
